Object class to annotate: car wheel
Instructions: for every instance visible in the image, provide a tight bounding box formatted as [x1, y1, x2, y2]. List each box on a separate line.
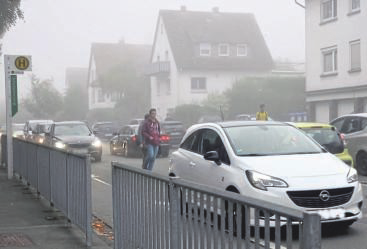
[356, 151, 367, 176]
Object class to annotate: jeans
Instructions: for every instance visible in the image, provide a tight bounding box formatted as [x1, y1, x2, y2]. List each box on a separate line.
[143, 144, 159, 171]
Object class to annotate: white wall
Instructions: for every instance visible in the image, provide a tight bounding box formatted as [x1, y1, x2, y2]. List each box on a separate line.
[306, 0, 367, 93]
[315, 102, 330, 122]
[150, 16, 179, 118]
[337, 99, 354, 116]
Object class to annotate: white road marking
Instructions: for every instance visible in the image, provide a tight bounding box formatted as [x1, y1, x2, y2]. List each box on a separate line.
[92, 174, 111, 187]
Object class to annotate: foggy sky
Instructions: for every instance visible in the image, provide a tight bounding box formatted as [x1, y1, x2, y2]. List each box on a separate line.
[1, 0, 305, 92]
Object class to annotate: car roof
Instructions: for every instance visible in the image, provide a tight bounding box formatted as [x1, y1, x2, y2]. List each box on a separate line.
[335, 113, 367, 119]
[54, 121, 86, 125]
[28, 120, 53, 124]
[217, 120, 285, 128]
[292, 122, 333, 129]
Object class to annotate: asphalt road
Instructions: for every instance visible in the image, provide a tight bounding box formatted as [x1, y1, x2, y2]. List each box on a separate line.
[92, 143, 367, 249]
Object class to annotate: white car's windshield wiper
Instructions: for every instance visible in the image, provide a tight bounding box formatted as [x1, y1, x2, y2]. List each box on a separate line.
[277, 151, 322, 155]
[239, 153, 269, 156]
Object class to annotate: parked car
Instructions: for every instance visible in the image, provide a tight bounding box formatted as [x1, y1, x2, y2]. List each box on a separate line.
[23, 120, 53, 141]
[44, 121, 102, 162]
[32, 123, 53, 144]
[160, 121, 185, 147]
[169, 121, 363, 228]
[12, 123, 25, 138]
[92, 122, 120, 141]
[235, 114, 274, 121]
[129, 118, 144, 125]
[110, 125, 170, 157]
[331, 113, 367, 175]
[292, 122, 353, 166]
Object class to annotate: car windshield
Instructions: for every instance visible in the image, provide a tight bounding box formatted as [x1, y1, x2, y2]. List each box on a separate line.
[301, 128, 343, 154]
[225, 125, 323, 156]
[54, 124, 91, 136]
[93, 123, 115, 132]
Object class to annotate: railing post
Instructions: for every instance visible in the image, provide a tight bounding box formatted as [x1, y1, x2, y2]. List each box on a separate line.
[85, 155, 92, 247]
[169, 179, 180, 249]
[301, 213, 321, 249]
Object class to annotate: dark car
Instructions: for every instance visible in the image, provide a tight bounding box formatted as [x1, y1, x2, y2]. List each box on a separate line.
[160, 121, 185, 147]
[110, 125, 170, 157]
[23, 120, 53, 141]
[91, 122, 120, 141]
[45, 121, 102, 162]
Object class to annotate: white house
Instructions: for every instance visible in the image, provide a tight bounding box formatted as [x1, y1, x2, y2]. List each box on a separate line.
[87, 42, 151, 110]
[147, 7, 273, 118]
[305, 0, 366, 122]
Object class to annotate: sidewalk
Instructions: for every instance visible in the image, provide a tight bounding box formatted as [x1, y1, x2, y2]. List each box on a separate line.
[0, 168, 111, 249]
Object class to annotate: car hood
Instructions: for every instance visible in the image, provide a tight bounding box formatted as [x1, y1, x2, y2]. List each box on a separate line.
[56, 136, 95, 144]
[237, 153, 350, 178]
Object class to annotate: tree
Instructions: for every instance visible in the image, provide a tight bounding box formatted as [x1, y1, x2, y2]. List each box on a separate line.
[170, 104, 205, 128]
[62, 84, 88, 120]
[22, 76, 63, 119]
[225, 76, 306, 121]
[0, 0, 23, 37]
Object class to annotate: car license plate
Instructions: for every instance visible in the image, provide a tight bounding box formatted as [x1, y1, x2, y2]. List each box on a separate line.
[73, 149, 88, 154]
[313, 208, 345, 220]
[171, 132, 181, 136]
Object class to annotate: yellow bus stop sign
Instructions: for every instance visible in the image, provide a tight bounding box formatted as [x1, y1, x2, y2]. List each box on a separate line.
[14, 56, 30, 70]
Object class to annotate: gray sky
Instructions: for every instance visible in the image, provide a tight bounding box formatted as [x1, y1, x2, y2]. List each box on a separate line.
[1, 0, 305, 91]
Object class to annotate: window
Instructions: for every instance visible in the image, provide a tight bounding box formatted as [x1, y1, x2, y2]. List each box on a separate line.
[350, 40, 361, 72]
[342, 117, 361, 134]
[321, 0, 337, 22]
[237, 44, 248, 56]
[181, 131, 201, 153]
[322, 47, 337, 74]
[350, 0, 360, 12]
[218, 44, 229, 56]
[200, 43, 211, 56]
[200, 129, 230, 165]
[191, 77, 207, 91]
[330, 118, 345, 132]
[97, 89, 104, 102]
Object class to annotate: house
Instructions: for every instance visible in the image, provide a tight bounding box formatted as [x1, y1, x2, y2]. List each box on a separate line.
[65, 67, 88, 90]
[147, 7, 273, 118]
[87, 41, 151, 110]
[305, 0, 365, 122]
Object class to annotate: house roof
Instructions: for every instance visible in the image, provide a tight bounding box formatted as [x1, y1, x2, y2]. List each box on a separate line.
[88, 42, 151, 80]
[157, 9, 273, 71]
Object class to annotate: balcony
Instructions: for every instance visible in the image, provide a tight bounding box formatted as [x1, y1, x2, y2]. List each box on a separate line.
[145, 61, 170, 76]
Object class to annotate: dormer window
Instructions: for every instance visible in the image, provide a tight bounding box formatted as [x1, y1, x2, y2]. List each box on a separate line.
[218, 44, 229, 56]
[200, 43, 211, 56]
[237, 44, 248, 56]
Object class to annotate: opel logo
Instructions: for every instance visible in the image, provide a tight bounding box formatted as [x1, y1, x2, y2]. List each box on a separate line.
[319, 190, 330, 202]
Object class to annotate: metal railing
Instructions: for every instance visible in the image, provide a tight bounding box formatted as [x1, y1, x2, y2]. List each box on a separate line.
[1, 134, 6, 167]
[112, 162, 321, 249]
[12, 138, 92, 247]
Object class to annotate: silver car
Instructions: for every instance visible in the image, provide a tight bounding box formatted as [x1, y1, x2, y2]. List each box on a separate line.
[331, 113, 367, 176]
[169, 121, 363, 228]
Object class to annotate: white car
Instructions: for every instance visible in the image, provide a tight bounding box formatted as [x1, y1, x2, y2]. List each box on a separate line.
[169, 121, 363, 228]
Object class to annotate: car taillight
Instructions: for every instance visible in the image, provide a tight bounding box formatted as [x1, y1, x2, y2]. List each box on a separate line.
[339, 133, 347, 146]
[161, 135, 170, 142]
[131, 135, 137, 142]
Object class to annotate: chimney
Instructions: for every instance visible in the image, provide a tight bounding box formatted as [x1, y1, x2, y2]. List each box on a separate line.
[180, 5, 187, 11]
[212, 7, 219, 13]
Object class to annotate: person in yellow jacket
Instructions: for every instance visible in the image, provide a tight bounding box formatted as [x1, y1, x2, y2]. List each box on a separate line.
[256, 104, 268, 121]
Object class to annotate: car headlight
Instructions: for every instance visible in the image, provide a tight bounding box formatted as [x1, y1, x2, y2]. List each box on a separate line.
[92, 139, 102, 147]
[347, 168, 358, 183]
[55, 141, 66, 149]
[246, 170, 289, 191]
[38, 138, 44, 144]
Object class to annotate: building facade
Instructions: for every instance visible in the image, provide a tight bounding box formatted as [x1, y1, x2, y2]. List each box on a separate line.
[306, 0, 366, 122]
[147, 8, 273, 118]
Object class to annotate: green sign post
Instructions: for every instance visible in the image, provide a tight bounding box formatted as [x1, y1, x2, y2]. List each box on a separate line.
[10, 75, 18, 117]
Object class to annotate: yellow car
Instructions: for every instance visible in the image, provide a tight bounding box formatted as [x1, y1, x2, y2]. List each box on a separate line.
[292, 122, 353, 167]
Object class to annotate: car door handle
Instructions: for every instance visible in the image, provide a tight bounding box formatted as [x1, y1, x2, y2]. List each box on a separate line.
[189, 161, 196, 167]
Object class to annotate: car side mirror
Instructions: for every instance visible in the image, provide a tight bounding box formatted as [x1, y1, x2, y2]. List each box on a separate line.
[204, 151, 221, 165]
